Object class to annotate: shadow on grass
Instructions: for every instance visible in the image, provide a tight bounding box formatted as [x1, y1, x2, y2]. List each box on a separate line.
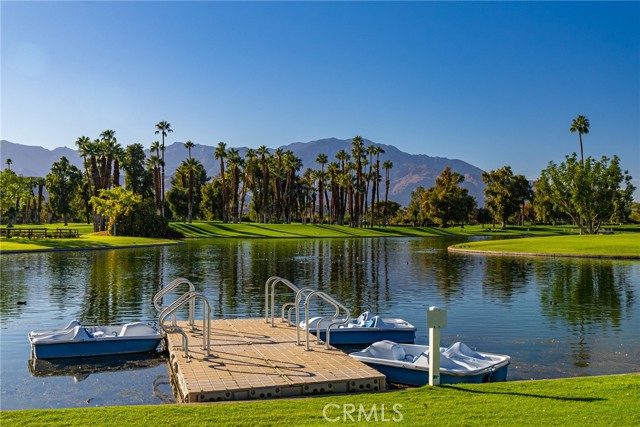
[443, 385, 607, 402]
[249, 224, 308, 237]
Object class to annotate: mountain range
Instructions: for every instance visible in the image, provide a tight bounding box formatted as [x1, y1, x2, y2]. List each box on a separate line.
[0, 138, 485, 206]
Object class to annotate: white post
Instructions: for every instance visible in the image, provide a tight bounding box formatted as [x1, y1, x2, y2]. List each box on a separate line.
[427, 306, 447, 386]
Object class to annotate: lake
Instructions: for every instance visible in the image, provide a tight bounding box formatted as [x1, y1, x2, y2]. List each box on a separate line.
[1, 237, 638, 409]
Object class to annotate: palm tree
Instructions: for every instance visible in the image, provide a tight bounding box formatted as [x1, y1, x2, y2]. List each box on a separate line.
[184, 140, 195, 159]
[315, 153, 328, 223]
[183, 157, 200, 223]
[155, 121, 173, 216]
[99, 129, 117, 189]
[215, 141, 228, 222]
[282, 151, 302, 223]
[257, 145, 270, 223]
[351, 136, 365, 227]
[226, 148, 243, 223]
[569, 115, 590, 164]
[382, 160, 393, 226]
[5, 158, 12, 170]
[75, 136, 92, 188]
[149, 141, 163, 215]
[111, 143, 125, 187]
[374, 146, 385, 225]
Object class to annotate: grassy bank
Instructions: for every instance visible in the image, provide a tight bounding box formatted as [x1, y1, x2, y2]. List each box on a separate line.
[2, 374, 638, 427]
[168, 221, 596, 239]
[0, 235, 179, 254]
[449, 234, 640, 259]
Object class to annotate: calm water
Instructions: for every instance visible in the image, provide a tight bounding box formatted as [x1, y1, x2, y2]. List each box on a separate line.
[1, 237, 639, 409]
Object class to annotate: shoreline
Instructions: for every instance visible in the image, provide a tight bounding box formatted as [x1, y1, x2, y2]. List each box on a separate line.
[447, 246, 640, 260]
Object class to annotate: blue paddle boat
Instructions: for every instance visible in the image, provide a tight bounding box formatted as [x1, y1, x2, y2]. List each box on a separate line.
[301, 311, 416, 345]
[350, 340, 510, 385]
[29, 320, 162, 359]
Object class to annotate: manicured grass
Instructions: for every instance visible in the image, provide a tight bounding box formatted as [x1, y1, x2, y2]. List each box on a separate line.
[0, 235, 179, 253]
[449, 234, 640, 258]
[168, 221, 595, 239]
[0, 222, 96, 235]
[2, 375, 638, 427]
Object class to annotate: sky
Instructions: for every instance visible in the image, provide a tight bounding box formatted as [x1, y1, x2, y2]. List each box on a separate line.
[1, 1, 639, 192]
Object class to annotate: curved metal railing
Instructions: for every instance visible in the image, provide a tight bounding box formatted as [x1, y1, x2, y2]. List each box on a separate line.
[264, 276, 300, 327]
[153, 277, 195, 330]
[304, 291, 350, 350]
[159, 290, 212, 358]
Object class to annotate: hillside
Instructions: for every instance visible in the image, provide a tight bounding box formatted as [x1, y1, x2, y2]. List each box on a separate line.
[0, 138, 485, 206]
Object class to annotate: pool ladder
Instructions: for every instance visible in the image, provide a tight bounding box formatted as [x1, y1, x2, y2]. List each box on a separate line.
[264, 276, 350, 350]
[155, 278, 212, 359]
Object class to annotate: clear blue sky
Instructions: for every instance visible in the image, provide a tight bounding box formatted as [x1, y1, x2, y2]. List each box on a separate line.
[2, 1, 639, 190]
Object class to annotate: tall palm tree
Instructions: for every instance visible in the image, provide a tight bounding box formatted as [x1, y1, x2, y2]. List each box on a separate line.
[374, 146, 385, 225]
[111, 143, 125, 187]
[155, 121, 173, 216]
[5, 158, 12, 170]
[316, 153, 328, 223]
[215, 141, 228, 222]
[569, 115, 590, 164]
[351, 136, 365, 227]
[257, 145, 270, 223]
[282, 151, 302, 223]
[99, 129, 117, 190]
[182, 157, 200, 223]
[226, 148, 243, 223]
[184, 140, 195, 159]
[75, 136, 92, 188]
[382, 160, 393, 226]
[149, 141, 163, 215]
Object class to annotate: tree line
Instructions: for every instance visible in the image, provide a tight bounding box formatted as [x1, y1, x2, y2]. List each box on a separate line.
[0, 116, 636, 236]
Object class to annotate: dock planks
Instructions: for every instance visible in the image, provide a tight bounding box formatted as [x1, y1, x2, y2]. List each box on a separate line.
[165, 318, 385, 402]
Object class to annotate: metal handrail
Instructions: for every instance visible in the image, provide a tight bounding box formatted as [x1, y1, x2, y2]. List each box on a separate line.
[159, 290, 212, 358]
[294, 287, 315, 345]
[264, 276, 300, 327]
[304, 291, 350, 350]
[153, 278, 195, 329]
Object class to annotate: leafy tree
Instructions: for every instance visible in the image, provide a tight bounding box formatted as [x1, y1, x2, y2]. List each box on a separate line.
[569, 115, 590, 164]
[45, 157, 83, 225]
[482, 166, 531, 229]
[166, 185, 189, 221]
[123, 143, 153, 199]
[89, 186, 142, 235]
[0, 169, 27, 224]
[116, 199, 175, 238]
[421, 167, 476, 227]
[200, 180, 222, 221]
[536, 154, 635, 234]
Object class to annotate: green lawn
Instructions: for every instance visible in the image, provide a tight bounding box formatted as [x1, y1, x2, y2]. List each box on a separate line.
[0, 235, 179, 253]
[449, 234, 640, 258]
[168, 221, 592, 239]
[2, 374, 638, 427]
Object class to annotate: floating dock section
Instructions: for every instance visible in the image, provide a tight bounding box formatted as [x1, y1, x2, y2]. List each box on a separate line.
[166, 318, 386, 402]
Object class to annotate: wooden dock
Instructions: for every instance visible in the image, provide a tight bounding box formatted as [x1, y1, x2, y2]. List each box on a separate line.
[165, 318, 386, 403]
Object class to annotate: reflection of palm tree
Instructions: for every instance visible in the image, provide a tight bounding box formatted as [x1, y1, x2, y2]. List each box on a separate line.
[569, 115, 590, 164]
